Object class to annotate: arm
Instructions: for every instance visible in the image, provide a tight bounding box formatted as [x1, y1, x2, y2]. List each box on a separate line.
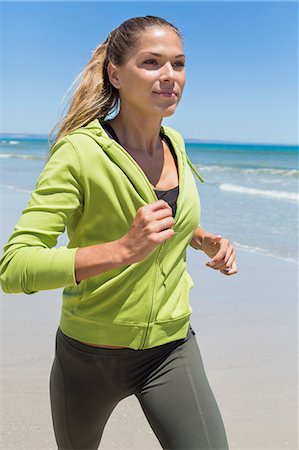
[0, 138, 132, 293]
[0, 138, 136, 292]
[0, 138, 84, 293]
[74, 240, 130, 283]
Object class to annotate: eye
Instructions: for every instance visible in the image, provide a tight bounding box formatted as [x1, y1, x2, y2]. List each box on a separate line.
[173, 61, 185, 68]
[143, 59, 158, 65]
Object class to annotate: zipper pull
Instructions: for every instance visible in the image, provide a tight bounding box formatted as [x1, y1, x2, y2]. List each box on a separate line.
[186, 155, 205, 183]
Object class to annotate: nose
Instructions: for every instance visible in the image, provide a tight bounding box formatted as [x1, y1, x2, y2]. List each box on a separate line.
[160, 61, 175, 82]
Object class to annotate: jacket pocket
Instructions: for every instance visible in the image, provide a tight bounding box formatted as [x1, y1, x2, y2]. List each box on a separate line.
[155, 270, 193, 324]
[62, 279, 87, 312]
[76, 261, 156, 325]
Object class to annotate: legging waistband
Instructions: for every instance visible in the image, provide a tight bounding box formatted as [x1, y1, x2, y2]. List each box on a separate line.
[58, 325, 195, 357]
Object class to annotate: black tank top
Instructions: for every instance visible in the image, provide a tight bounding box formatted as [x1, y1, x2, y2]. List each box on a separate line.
[102, 122, 179, 218]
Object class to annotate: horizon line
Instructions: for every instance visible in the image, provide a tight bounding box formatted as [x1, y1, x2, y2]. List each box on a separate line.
[0, 132, 298, 148]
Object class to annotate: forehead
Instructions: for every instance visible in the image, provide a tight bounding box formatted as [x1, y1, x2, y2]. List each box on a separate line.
[133, 27, 184, 57]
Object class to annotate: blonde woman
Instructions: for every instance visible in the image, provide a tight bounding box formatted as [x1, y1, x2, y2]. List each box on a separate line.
[0, 16, 237, 450]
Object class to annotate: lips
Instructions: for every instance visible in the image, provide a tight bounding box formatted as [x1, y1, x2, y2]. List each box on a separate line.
[153, 91, 177, 97]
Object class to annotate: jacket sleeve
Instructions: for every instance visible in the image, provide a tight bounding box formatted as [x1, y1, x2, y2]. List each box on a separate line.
[0, 137, 83, 294]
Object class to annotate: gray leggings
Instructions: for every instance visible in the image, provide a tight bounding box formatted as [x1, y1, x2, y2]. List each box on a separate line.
[50, 325, 229, 450]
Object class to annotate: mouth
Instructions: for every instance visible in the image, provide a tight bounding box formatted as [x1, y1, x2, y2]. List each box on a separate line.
[153, 91, 177, 98]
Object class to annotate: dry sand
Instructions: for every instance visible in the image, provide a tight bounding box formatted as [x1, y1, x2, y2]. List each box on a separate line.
[0, 248, 298, 450]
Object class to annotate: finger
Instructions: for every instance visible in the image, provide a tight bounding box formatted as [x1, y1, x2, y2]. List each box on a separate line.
[232, 259, 238, 271]
[220, 260, 238, 275]
[140, 201, 172, 221]
[150, 199, 172, 213]
[213, 246, 235, 270]
[205, 245, 229, 269]
[220, 267, 238, 275]
[225, 249, 236, 268]
[207, 246, 236, 272]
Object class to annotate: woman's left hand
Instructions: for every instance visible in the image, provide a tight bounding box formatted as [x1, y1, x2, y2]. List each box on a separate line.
[201, 233, 238, 276]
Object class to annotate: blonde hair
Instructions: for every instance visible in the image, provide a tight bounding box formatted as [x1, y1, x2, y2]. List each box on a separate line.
[48, 16, 182, 150]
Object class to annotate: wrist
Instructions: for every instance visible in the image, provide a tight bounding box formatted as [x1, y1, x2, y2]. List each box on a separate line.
[190, 239, 202, 250]
[116, 236, 134, 265]
[190, 226, 206, 250]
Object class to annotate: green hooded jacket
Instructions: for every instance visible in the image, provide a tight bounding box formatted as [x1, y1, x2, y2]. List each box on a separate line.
[0, 119, 204, 349]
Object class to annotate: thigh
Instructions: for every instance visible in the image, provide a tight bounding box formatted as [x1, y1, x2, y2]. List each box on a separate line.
[49, 329, 127, 450]
[135, 329, 229, 450]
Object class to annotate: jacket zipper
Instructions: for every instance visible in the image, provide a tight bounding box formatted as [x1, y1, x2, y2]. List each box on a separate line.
[140, 240, 166, 349]
[139, 144, 187, 348]
[139, 154, 204, 347]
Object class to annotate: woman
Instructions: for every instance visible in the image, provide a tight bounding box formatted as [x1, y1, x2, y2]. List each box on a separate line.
[0, 15, 237, 450]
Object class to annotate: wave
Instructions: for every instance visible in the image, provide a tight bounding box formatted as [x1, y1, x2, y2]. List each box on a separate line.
[195, 164, 298, 177]
[219, 183, 298, 202]
[0, 153, 45, 160]
[234, 241, 298, 264]
[0, 140, 21, 145]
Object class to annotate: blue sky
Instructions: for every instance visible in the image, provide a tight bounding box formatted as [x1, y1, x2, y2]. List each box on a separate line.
[1, 1, 298, 144]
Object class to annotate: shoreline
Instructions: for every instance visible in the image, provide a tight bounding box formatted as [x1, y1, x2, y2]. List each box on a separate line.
[1, 182, 297, 267]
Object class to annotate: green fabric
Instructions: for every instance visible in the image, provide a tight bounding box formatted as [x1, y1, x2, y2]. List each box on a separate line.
[0, 119, 204, 349]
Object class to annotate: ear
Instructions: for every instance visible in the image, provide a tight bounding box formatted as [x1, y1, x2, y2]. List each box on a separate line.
[107, 62, 120, 89]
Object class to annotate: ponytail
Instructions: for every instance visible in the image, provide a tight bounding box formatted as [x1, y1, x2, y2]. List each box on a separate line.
[48, 38, 118, 150]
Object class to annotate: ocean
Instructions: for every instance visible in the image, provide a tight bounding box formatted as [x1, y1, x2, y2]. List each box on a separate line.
[0, 136, 298, 264]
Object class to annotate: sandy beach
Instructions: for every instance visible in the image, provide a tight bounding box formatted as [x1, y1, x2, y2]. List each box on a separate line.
[0, 243, 297, 450]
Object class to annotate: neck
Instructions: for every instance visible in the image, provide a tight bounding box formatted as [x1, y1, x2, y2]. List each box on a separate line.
[108, 107, 163, 157]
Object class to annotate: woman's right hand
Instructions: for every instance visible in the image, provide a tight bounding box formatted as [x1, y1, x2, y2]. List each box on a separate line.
[118, 200, 175, 264]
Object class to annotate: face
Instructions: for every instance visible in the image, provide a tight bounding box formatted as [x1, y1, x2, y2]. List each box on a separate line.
[107, 28, 186, 118]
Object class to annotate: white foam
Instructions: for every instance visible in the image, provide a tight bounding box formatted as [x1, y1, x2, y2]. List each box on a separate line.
[234, 241, 298, 264]
[219, 183, 299, 202]
[196, 164, 298, 177]
[0, 153, 45, 160]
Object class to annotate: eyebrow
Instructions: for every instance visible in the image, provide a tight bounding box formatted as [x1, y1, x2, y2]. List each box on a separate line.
[139, 51, 186, 58]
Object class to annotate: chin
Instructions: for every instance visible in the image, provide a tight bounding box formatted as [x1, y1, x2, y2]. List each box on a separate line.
[160, 108, 177, 118]
[153, 104, 178, 118]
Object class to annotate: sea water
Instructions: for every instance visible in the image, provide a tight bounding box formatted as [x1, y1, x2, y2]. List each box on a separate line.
[0, 137, 298, 264]
[188, 142, 298, 264]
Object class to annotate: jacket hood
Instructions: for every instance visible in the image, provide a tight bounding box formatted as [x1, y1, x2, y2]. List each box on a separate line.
[76, 119, 205, 184]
